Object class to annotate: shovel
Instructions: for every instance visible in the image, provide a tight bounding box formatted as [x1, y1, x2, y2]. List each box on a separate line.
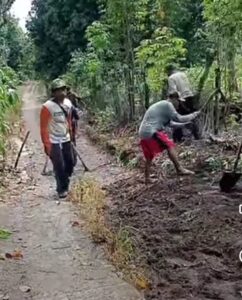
[219, 141, 242, 193]
[41, 156, 53, 176]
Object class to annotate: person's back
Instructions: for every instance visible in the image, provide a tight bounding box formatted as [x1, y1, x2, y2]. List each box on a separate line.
[139, 100, 172, 139]
[168, 71, 194, 99]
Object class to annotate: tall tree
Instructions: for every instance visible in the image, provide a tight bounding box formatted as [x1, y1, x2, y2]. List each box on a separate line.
[27, 0, 100, 79]
[0, 16, 35, 79]
[0, 0, 14, 27]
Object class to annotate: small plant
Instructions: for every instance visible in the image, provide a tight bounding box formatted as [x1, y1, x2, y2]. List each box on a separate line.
[204, 157, 224, 172]
[0, 228, 12, 240]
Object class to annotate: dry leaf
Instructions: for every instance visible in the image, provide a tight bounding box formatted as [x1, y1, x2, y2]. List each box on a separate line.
[19, 285, 31, 293]
[135, 276, 151, 290]
[5, 250, 23, 260]
[71, 221, 80, 227]
[0, 254, 5, 261]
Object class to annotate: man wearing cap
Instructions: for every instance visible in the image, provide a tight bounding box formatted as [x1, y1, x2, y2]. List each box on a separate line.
[139, 92, 200, 184]
[166, 65, 200, 142]
[40, 79, 75, 199]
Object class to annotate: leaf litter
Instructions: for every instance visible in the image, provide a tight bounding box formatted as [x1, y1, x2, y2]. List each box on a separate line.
[5, 250, 23, 260]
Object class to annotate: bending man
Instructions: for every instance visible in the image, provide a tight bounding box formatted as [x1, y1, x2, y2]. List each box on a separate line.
[139, 91, 200, 184]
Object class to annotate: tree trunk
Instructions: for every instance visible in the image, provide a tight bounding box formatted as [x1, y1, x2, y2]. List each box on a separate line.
[227, 45, 236, 98]
[123, 1, 135, 121]
[214, 66, 221, 134]
[197, 52, 215, 102]
[143, 70, 150, 110]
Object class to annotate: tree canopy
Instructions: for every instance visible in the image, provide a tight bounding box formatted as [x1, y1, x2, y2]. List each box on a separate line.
[27, 0, 100, 79]
[22, 0, 242, 130]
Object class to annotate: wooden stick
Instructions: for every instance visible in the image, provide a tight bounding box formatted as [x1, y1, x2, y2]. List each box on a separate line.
[71, 142, 90, 172]
[200, 89, 218, 112]
[233, 141, 242, 172]
[41, 155, 49, 175]
[14, 131, 30, 169]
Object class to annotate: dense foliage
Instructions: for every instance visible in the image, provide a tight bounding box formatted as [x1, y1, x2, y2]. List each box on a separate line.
[28, 0, 242, 131]
[0, 17, 35, 80]
[0, 3, 32, 156]
[27, 0, 100, 79]
[0, 0, 14, 27]
[0, 66, 20, 156]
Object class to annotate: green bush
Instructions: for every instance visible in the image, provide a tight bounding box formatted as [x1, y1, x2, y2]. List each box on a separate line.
[0, 67, 20, 156]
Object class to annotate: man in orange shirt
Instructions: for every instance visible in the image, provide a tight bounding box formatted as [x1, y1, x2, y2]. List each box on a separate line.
[40, 79, 75, 199]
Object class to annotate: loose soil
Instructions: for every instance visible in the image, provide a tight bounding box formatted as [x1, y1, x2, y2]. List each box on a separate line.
[2, 81, 242, 299]
[105, 138, 242, 299]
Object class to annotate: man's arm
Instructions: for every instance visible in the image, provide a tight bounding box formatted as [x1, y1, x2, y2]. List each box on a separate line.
[40, 106, 51, 156]
[167, 102, 199, 123]
[169, 120, 191, 128]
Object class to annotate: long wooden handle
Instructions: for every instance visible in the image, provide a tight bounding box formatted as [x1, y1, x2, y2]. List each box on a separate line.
[233, 141, 242, 172]
[42, 155, 49, 174]
[14, 131, 30, 169]
[71, 143, 90, 172]
[200, 89, 218, 111]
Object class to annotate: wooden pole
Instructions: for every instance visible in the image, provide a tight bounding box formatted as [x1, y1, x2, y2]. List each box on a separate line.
[14, 131, 30, 169]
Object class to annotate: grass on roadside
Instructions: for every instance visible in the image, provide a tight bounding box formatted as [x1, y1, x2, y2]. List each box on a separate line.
[0, 229, 12, 240]
[71, 177, 150, 290]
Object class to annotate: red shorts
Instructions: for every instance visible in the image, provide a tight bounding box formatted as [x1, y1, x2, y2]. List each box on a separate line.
[140, 131, 175, 161]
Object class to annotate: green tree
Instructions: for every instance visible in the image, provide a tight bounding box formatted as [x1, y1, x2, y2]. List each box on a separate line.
[27, 0, 100, 79]
[0, 17, 35, 79]
[0, 0, 14, 27]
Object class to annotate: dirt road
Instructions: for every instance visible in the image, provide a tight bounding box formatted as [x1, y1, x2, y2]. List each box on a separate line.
[0, 82, 142, 300]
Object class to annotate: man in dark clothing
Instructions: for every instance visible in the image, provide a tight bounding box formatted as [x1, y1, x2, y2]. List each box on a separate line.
[40, 79, 75, 199]
[67, 87, 81, 146]
[166, 65, 201, 142]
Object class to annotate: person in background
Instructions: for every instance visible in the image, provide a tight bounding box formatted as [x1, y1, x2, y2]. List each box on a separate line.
[166, 65, 200, 142]
[66, 87, 83, 109]
[139, 91, 200, 184]
[66, 87, 80, 146]
[40, 79, 75, 199]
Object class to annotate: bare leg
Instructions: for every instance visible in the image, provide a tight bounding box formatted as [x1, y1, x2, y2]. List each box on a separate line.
[167, 148, 194, 175]
[145, 159, 152, 184]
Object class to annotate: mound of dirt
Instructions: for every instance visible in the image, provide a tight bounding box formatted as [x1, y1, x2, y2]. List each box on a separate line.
[105, 141, 242, 299]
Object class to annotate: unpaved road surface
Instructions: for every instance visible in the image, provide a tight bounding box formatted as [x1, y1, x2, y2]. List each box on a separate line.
[0, 82, 142, 300]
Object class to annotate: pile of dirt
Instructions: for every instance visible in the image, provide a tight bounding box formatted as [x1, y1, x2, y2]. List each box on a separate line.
[105, 141, 242, 299]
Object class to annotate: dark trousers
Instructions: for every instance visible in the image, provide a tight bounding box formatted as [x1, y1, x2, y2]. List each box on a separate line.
[173, 96, 200, 142]
[50, 142, 75, 194]
[71, 123, 77, 167]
